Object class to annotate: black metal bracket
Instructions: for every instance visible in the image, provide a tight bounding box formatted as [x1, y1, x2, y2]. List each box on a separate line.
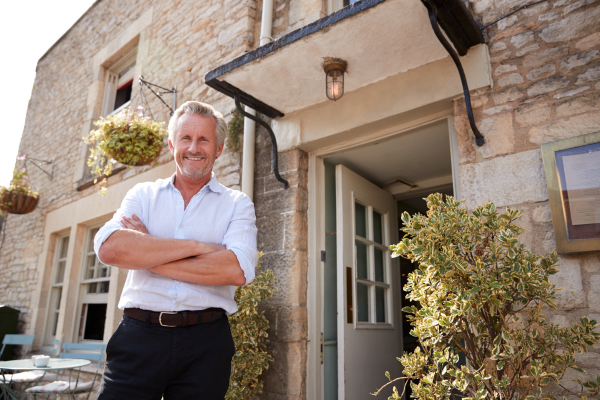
[24, 156, 55, 180]
[234, 94, 289, 189]
[422, 0, 485, 147]
[138, 76, 177, 116]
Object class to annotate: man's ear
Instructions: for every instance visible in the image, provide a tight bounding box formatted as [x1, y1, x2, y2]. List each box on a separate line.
[216, 140, 225, 159]
[168, 138, 175, 155]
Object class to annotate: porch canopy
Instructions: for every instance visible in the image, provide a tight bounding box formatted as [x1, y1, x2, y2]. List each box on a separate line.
[205, 0, 485, 119]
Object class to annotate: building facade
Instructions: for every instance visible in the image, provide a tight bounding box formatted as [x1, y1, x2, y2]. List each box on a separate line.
[0, 0, 599, 398]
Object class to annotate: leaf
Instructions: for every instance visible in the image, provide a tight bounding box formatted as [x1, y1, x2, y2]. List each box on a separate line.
[470, 286, 483, 295]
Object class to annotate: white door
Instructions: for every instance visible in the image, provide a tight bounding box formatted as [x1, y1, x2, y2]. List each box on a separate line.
[335, 165, 402, 400]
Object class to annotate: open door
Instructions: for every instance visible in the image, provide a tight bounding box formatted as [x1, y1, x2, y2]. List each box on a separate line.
[335, 165, 402, 399]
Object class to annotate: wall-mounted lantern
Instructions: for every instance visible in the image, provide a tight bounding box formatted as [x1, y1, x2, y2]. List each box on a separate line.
[323, 58, 348, 101]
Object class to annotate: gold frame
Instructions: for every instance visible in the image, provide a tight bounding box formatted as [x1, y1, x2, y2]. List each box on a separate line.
[541, 131, 600, 254]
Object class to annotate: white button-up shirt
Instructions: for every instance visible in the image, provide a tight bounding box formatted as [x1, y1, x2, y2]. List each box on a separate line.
[93, 172, 258, 315]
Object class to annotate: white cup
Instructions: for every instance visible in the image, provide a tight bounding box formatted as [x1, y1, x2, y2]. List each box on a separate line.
[34, 356, 50, 367]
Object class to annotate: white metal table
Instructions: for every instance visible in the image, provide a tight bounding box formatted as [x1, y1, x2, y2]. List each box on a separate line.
[0, 358, 91, 400]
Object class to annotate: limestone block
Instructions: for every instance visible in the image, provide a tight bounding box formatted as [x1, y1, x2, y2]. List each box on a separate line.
[284, 211, 307, 252]
[476, 113, 515, 159]
[473, 0, 493, 13]
[459, 149, 549, 209]
[498, 15, 518, 30]
[529, 113, 600, 144]
[491, 51, 512, 63]
[560, 50, 600, 72]
[262, 341, 306, 395]
[510, 32, 534, 48]
[575, 352, 600, 369]
[261, 250, 307, 306]
[576, 32, 600, 50]
[554, 86, 591, 99]
[583, 255, 600, 273]
[483, 105, 513, 115]
[494, 64, 517, 76]
[556, 93, 600, 116]
[257, 214, 285, 252]
[516, 44, 540, 57]
[490, 41, 507, 53]
[524, 45, 570, 69]
[515, 103, 551, 126]
[493, 87, 524, 105]
[564, 0, 598, 15]
[576, 65, 600, 85]
[498, 73, 524, 87]
[551, 256, 586, 310]
[275, 306, 307, 342]
[587, 275, 600, 312]
[540, 5, 600, 43]
[560, 367, 600, 393]
[551, 314, 569, 328]
[526, 64, 556, 81]
[527, 76, 570, 97]
[539, 11, 559, 21]
[533, 204, 552, 223]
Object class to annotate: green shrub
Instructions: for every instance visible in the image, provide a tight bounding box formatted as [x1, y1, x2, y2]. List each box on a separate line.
[226, 108, 244, 152]
[376, 194, 600, 400]
[227, 252, 275, 399]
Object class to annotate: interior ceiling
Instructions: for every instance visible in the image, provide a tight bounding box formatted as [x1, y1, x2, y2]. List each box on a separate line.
[219, 0, 450, 115]
[325, 119, 452, 191]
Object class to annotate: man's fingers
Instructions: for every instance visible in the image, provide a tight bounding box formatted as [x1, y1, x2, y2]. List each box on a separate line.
[132, 214, 141, 222]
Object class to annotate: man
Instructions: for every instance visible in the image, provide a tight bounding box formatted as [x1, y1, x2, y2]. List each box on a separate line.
[94, 101, 257, 400]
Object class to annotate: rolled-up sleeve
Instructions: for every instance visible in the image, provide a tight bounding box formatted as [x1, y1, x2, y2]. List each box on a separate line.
[223, 195, 258, 286]
[93, 184, 144, 259]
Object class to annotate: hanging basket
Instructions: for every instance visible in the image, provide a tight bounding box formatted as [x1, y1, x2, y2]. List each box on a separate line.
[0, 191, 39, 215]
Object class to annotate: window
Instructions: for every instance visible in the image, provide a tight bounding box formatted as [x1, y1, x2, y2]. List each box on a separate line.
[44, 235, 70, 346]
[101, 47, 137, 117]
[354, 201, 391, 325]
[330, 0, 360, 12]
[79, 47, 137, 187]
[77, 226, 111, 342]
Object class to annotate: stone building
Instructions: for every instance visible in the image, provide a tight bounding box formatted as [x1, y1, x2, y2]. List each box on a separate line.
[0, 0, 599, 399]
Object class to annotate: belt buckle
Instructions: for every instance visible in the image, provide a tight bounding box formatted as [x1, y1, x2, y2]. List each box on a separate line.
[159, 312, 178, 327]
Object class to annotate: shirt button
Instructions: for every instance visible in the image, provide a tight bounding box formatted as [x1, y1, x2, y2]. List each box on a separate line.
[176, 280, 180, 284]
[179, 224, 183, 228]
[175, 303, 179, 307]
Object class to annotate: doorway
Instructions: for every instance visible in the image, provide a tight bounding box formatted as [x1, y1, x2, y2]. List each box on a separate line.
[318, 118, 458, 400]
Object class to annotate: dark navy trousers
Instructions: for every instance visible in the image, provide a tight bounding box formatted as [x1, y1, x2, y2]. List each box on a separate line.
[96, 314, 235, 400]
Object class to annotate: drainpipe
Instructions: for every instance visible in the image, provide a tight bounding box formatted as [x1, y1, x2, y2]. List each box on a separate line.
[241, 0, 274, 200]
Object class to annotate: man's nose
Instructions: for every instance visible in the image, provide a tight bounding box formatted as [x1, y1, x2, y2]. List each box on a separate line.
[188, 139, 200, 153]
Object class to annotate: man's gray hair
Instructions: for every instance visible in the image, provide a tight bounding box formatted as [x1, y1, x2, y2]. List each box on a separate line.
[168, 101, 227, 146]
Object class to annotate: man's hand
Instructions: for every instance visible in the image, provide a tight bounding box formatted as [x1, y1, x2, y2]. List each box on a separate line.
[120, 214, 148, 234]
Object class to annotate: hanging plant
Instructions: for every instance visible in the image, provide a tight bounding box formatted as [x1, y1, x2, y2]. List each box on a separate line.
[0, 158, 40, 215]
[83, 106, 167, 195]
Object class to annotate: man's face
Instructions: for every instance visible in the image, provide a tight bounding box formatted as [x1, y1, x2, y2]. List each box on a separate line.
[168, 114, 224, 180]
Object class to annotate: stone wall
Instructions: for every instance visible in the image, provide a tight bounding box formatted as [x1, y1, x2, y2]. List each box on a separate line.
[457, 0, 600, 393]
[253, 120, 309, 400]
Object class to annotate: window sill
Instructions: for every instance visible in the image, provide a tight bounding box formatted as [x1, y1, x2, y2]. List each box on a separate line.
[76, 165, 126, 191]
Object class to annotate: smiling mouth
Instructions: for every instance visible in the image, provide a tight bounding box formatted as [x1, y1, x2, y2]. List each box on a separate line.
[184, 156, 205, 161]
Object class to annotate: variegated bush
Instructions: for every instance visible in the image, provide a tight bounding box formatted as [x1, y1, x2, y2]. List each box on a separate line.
[375, 194, 600, 400]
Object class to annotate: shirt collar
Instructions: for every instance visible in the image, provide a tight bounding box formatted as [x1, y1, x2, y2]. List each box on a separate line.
[160, 172, 223, 194]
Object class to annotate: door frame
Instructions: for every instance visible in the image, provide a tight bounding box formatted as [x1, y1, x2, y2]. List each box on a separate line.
[306, 114, 461, 400]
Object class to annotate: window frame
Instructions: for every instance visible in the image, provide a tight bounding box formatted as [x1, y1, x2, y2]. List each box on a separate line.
[76, 224, 112, 343]
[43, 233, 70, 347]
[352, 197, 394, 330]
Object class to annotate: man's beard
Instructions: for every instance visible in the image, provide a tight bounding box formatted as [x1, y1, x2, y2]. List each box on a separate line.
[178, 152, 215, 179]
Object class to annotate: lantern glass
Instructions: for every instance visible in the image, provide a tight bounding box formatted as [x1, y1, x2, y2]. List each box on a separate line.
[326, 68, 344, 101]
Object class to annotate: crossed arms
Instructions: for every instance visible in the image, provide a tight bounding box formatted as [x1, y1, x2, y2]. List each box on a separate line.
[98, 215, 247, 287]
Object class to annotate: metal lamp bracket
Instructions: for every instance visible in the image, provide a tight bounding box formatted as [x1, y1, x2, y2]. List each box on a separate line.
[422, 0, 485, 146]
[138, 76, 177, 116]
[25, 157, 55, 181]
[233, 94, 289, 189]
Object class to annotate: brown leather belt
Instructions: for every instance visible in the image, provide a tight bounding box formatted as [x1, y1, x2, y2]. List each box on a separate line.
[124, 308, 225, 327]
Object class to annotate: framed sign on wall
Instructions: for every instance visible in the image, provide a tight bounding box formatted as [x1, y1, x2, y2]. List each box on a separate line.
[541, 131, 600, 253]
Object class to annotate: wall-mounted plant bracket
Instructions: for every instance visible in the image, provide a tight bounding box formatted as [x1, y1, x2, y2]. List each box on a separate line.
[25, 157, 55, 181]
[422, 0, 485, 147]
[138, 76, 177, 116]
[234, 93, 289, 189]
